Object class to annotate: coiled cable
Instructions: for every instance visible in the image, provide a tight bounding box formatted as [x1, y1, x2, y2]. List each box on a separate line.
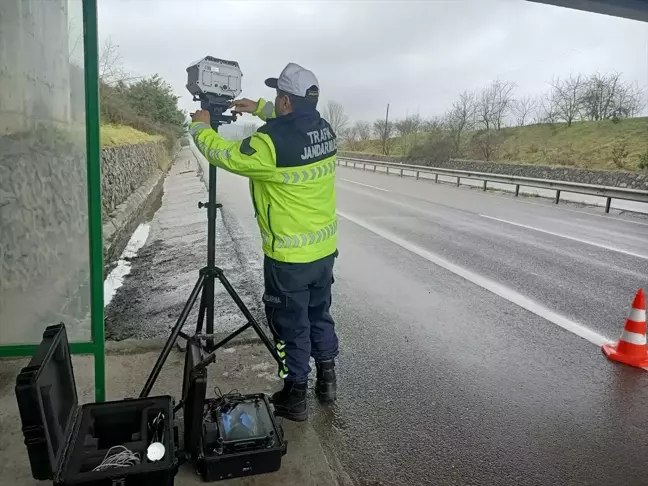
[93, 445, 141, 472]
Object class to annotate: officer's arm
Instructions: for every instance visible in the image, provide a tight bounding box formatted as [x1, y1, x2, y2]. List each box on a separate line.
[189, 122, 276, 180]
[252, 98, 276, 121]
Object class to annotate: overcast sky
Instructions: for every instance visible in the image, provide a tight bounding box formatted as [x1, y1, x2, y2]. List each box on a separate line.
[97, 0, 648, 127]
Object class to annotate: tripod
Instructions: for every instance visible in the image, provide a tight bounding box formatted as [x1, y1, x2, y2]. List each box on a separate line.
[140, 115, 283, 399]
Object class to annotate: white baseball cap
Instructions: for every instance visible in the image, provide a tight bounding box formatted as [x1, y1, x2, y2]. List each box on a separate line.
[265, 62, 319, 100]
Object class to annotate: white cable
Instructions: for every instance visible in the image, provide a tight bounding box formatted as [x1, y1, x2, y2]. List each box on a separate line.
[93, 445, 141, 472]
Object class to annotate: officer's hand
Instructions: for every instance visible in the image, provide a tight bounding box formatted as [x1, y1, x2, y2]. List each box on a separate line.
[192, 110, 211, 125]
[230, 98, 258, 114]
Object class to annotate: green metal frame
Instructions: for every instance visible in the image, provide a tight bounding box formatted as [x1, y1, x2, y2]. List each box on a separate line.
[0, 0, 105, 402]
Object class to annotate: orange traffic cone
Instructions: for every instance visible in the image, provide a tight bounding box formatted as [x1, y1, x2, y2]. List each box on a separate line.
[602, 289, 648, 368]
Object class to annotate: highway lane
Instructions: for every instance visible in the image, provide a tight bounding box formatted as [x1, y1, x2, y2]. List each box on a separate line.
[335, 167, 648, 341]
[211, 161, 648, 485]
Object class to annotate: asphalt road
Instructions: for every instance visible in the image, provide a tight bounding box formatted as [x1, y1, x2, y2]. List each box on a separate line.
[212, 161, 648, 486]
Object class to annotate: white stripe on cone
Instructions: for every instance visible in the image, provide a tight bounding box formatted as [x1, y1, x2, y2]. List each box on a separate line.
[629, 308, 646, 323]
[620, 330, 647, 346]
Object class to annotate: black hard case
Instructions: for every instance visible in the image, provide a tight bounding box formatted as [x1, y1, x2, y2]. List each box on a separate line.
[182, 337, 287, 482]
[15, 324, 179, 486]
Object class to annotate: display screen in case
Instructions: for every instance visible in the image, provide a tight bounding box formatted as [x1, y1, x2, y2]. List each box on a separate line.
[182, 337, 287, 482]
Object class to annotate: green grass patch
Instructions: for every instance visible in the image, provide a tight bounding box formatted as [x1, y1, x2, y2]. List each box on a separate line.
[100, 124, 162, 148]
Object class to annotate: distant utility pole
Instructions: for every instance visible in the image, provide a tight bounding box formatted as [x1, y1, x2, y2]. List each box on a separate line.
[383, 103, 390, 155]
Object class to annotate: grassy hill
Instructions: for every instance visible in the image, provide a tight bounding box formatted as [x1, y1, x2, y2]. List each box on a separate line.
[346, 117, 648, 171]
[100, 124, 163, 148]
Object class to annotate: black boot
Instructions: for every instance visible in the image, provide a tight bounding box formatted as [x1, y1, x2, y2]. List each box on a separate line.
[271, 381, 308, 422]
[315, 359, 337, 403]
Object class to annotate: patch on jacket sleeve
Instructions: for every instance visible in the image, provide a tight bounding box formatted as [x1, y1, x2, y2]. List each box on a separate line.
[240, 136, 257, 156]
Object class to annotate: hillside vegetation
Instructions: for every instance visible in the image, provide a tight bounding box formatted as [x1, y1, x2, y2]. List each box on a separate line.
[100, 124, 162, 148]
[343, 117, 648, 172]
[98, 40, 187, 150]
[337, 72, 648, 172]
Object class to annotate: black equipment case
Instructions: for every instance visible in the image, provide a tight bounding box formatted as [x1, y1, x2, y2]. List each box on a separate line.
[15, 324, 179, 486]
[182, 337, 287, 482]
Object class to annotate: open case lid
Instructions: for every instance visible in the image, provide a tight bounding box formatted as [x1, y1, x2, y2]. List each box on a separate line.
[182, 336, 207, 458]
[15, 323, 79, 480]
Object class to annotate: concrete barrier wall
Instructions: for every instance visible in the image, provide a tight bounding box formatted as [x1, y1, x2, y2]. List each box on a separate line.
[339, 152, 648, 191]
[101, 141, 172, 264]
[101, 142, 167, 218]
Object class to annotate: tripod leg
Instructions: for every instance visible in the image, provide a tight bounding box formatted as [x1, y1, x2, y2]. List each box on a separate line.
[140, 273, 206, 398]
[195, 285, 207, 334]
[204, 273, 215, 350]
[215, 270, 284, 366]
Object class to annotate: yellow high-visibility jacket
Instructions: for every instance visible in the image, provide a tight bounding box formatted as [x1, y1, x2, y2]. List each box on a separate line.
[189, 99, 338, 263]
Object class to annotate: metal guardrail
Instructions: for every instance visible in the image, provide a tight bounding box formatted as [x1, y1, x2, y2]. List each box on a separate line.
[337, 156, 648, 213]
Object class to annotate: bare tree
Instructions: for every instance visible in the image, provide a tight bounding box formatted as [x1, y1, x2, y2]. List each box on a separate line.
[99, 38, 128, 85]
[395, 114, 423, 154]
[421, 116, 446, 132]
[550, 74, 585, 126]
[477, 87, 494, 131]
[477, 80, 516, 131]
[373, 119, 396, 156]
[470, 129, 505, 161]
[511, 95, 537, 126]
[493, 80, 517, 130]
[581, 72, 644, 120]
[445, 91, 476, 155]
[535, 90, 559, 124]
[321, 101, 349, 135]
[342, 126, 362, 151]
[616, 82, 644, 118]
[355, 121, 372, 141]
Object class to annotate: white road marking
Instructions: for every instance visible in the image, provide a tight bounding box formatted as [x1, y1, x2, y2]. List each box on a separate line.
[340, 179, 391, 192]
[480, 215, 648, 261]
[338, 210, 612, 347]
[511, 197, 648, 228]
[104, 223, 151, 307]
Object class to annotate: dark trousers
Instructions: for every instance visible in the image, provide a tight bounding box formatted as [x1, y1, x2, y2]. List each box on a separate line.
[263, 251, 339, 383]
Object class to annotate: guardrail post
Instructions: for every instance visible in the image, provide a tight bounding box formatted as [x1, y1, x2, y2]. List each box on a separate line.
[515, 185, 520, 197]
[362, 163, 366, 170]
[353, 162, 356, 169]
[400, 168, 403, 177]
[483, 181, 487, 191]
[416, 171, 419, 180]
[605, 197, 612, 213]
[386, 167, 389, 175]
[373, 165, 376, 172]
[435, 174, 438, 183]
[456, 177, 460, 187]
[555, 190, 561, 205]
[345, 160, 349, 167]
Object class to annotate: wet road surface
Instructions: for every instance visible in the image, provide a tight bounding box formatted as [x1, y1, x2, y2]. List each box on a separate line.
[211, 160, 648, 486]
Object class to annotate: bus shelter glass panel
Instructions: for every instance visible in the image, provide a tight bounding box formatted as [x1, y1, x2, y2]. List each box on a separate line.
[0, 0, 91, 345]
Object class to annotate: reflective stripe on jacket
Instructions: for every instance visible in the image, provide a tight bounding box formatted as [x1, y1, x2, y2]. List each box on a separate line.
[189, 98, 337, 263]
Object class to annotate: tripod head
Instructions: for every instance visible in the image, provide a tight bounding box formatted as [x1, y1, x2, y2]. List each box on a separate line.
[196, 93, 238, 130]
[186, 56, 243, 130]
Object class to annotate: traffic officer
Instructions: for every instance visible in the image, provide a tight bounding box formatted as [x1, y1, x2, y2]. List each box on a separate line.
[189, 62, 339, 422]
